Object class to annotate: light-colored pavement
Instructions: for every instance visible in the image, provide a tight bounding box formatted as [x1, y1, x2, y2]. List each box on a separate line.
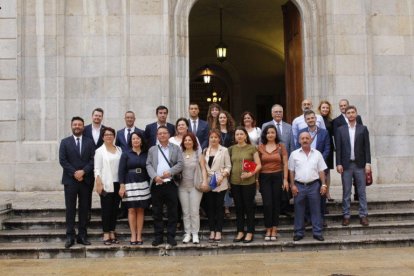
[1, 183, 414, 210]
[0, 247, 414, 275]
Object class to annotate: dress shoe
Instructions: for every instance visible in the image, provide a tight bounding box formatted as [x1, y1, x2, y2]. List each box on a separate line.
[182, 234, 191, 244]
[360, 217, 369, 226]
[167, 239, 177, 247]
[293, 235, 303, 241]
[243, 235, 254, 244]
[342, 218, 350, 226]
[233, 234, 245, 243]
[77, 237, 91, 245]
[64, 239, 74, 249]
[152, 240, 164, 246]
[313, 235, 325, 241]
[192, 234, 199, 244]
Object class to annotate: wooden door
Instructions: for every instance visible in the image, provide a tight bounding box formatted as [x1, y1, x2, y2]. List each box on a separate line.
[282, 1, 303, 123]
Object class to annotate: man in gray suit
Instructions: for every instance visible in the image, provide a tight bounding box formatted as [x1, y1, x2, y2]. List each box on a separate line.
[262, 104, 295, 215]
[261, 104, 294, 155]
[146, 126, 184, 247]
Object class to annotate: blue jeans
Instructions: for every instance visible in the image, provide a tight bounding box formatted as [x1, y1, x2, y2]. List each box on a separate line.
[293, 180, 323, 237]
[342, 162, 368, 218]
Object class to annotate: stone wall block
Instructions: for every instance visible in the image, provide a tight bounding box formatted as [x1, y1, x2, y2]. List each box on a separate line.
[335, 55, 365, 75]
[0, 164, 15, 191]
[130, 35, 162, 56]
[0, 59, 16, 79]
[372, 36, 404, 55]
[130, 0, 162, 15]
[130, 15, 162, 35]
[0, 121, 16, 141]
[332, 0, 362, 15]
[0, 39, 16, 58]
[371, 0, 410, 16]
[333, 35, 366, 55]
[376, 157, 414, 183]
[332, 15, 366, 35]
[0, 0, 17, 18]
[335, 76, 366, 96]
[0, 100, 17, 120]
[374, 115, 414, 136]
[129, 56, 162, 76]
[375, 136, 414, 157]
[373, 76, 414, 96]
[370, 15, 411, 35]
[0, 80, 17, 99]
[15, 162, 61, 191]
[372, 56, 411, 76]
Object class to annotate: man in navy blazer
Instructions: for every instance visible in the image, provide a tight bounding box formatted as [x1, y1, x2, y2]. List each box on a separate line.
[83, 107, 105, 149]
[188, 103, 209, 149]
[116, 111, 144, 152]
[335, 105, 371, 227]
[59, 116, 95, 248]
[144, 105, 175, 147]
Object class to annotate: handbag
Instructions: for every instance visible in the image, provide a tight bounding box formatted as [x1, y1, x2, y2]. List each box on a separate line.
[157, 145, 182, 182]
[366, 170, 373, 186]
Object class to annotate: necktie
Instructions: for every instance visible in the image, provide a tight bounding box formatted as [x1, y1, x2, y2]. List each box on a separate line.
[193, 120, 197, 134]
[276, 123, 282, 136]
[127, 128, 131, 144]
[76, 137, 81, 155]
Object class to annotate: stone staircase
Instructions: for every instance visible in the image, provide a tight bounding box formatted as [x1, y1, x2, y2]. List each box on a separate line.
[1, 198, 414, 259]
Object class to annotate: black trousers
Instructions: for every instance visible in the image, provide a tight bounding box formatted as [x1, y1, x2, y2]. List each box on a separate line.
[64, 181, 90, 239]
[205, 190, 226, 232]
[259, 172, 283, 228]
[231, 183, 256, 233]
[151, 182, 178, 242]
[100, 182, 121, 233]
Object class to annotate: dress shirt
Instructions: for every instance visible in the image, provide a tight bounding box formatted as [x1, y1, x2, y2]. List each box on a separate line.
[73, 135, 82, 153]
[273, 120, 283, 135]
[92, 125, 102, 145]
[348, 123, 356, 160]
[124, 126, 135, 142]
[288, 148, 327, 183]
[308, 127, 318, 149]
[157, 144, 172, 180]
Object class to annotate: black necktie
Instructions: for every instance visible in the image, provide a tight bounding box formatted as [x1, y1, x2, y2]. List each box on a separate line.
[127, 128, 131, 144]
[76, 137, 81, 155]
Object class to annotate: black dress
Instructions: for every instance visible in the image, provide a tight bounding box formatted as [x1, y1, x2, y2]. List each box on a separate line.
[118, 150, 151, 209]
[322, 116, 334, 169]
[220, 130, 234, 148]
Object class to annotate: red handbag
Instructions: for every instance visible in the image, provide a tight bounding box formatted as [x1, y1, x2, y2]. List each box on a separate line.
[366, 171, 373, 186]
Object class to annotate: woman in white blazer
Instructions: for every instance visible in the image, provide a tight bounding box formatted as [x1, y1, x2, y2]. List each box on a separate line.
[202, 129, 232, 242]
[94, 127, 122, 245]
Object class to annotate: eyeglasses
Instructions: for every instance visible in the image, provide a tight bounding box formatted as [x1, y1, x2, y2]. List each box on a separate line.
[104, 133, 114, 137]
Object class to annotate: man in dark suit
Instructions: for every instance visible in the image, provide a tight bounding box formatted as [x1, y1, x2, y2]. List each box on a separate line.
[332, 99, 363, 201]
[144, 105, 175, 147]
[188, 103, 209, 149]
[146, 126, 184, 247]
[335, 105, 371, 227]
[116, 111, 144, 152]
[82, 107, 105, 219]
[59, 116, 95, 248]
[83, 107, 105, 149]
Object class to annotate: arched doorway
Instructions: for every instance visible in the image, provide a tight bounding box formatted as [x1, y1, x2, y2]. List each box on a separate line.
[170, 0, 321, 122]
[188, 0, 304, 125]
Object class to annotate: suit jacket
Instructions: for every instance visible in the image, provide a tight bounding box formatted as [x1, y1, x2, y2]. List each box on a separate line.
[146, 143, 184, 186]
[144, 122, 175, 147]
[189, 119, 209, 149]
[59, 136, 95, 186]
[115, 127, 144, 152]
[335, 124, 371, 170]
[261, 120, 295, 155]
[296, 127, 331, 162]
[203, 145, 232, 192]
[332, 114, 363, 138]
[83, 124, 105, 149]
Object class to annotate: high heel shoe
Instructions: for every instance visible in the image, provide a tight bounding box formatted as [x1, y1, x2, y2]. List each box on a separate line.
[243, 233, 254, 243]
[233, 233, 245, 243]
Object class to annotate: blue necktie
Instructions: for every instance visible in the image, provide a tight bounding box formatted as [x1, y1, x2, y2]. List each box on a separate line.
[127, 128, 131, 144]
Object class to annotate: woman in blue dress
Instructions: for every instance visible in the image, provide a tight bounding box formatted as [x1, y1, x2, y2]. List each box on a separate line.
[118, 132, 151, 245]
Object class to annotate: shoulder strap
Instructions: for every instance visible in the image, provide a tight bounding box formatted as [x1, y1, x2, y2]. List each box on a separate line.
[157, 145, 172, 168]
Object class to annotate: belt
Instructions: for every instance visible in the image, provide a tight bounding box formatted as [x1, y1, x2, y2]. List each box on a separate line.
[155, 180, 174, 186]
[295, 179, 319, 186]
[128, 168, 142, 174]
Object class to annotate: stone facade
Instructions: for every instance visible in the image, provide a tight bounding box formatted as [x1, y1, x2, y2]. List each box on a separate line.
[0, 0, 413, 191]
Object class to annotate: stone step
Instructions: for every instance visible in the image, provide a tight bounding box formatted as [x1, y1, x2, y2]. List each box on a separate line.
[3, 209, 414, 230]
[1, 220, 413, 243]
[1, 233, 413, 259]
[9, 200, 414, 218]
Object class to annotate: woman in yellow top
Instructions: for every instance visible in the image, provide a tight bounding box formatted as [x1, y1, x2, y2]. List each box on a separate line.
[228, 126, 261, 243]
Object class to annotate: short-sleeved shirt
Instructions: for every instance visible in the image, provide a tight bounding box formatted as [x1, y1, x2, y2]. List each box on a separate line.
[258, 143, 287, 173]
[229, 144, 257, 185]
[288, 147, 327, 183]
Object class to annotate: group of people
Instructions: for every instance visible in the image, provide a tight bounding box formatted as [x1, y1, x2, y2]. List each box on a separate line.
[59, 98, 371, 248]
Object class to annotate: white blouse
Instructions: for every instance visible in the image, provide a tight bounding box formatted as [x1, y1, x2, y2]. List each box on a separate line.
[94, 145, 122, 193]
